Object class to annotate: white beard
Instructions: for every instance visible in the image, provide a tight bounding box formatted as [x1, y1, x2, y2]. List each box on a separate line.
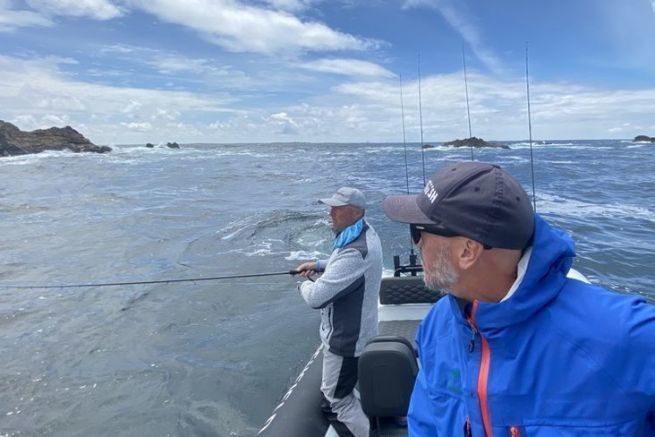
[423, 241, 459, 294]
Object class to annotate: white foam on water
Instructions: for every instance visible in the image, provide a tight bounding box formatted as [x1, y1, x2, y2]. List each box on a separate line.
[541, 160, 575, 165]
[296, 236, 328, 248]
[421, 145, 456, 152]
[221, 227, 246, 241]
[382, 267, 397, 278]
[243, 240, 283, 257]
[0, 149, 88, 166]
[285, 250, 325, 261]
[538, 193, 655, 223]
[219, 215, 258, 240]
[511, 142, 619, 151]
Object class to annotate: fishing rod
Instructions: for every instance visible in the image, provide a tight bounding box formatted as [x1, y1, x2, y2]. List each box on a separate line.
[399, 73, 410, 196]
[399, 73, 417, 260]
[525, 43, 537, 211]
[0, 270, 304, 290]
[417, 53, 427, 186]
[462, 46, 475, 161]
[392, 72, 420, 277]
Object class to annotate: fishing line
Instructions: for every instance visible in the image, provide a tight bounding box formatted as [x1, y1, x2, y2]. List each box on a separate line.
[0, 270, 305, 290]
[462, 46, 475, 161]
[525, 43, 537, 211]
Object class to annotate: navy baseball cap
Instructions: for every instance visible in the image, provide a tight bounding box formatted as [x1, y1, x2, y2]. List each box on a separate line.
[383, 162, 534, 249]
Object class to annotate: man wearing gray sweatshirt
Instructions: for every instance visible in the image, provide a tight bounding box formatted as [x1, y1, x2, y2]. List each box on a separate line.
[296, 187, 383, 437]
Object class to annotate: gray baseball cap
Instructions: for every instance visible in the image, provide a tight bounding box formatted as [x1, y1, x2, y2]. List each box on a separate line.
[383, 162, 534, 249]
[319, 187, 366, 209]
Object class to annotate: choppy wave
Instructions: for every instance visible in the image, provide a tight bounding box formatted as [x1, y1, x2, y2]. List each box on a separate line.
[2, 138, 653, 436]
[538, 193, 655, 223]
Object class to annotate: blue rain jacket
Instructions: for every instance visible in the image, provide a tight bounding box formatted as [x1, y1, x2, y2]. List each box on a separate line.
[409, 215, 655, 436]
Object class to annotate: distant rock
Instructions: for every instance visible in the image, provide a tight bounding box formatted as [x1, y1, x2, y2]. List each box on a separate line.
[442, 136, 510, 149]
[421, 144, 433, 149]
[166, 142, 180, 149]
[633, 135, 655, 142]
[145, 142, 155, 148]
[0, 120, 111, 157]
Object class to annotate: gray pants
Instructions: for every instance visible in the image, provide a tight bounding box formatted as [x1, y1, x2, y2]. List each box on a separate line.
[321, 348, 370, 437]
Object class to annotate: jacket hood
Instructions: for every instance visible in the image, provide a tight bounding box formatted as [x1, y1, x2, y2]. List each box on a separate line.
[448, 214, 576, 334]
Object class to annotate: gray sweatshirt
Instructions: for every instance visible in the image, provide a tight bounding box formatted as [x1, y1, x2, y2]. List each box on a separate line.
[299, 221, 383, 357]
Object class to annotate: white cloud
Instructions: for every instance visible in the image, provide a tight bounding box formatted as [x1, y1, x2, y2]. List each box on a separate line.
[261, 0, 320, 13]
[129, 0, 375, 54]
[100, 44, 136, 54]
[11, 114, 38, 130]
[25, 0, 124, 20]
[403, 0, 504, 75]
[300, 58, 395, 78]
[268, 111, 300, 134]
[96, 43, 271, 91]
[149, 56, 212, 74]
[0, 54, 235, 143]
[3, 53, 655, 144]
[121, 121, 152, 131]
[327, 71, 655, 142]
[0, 1, 52, 32]
[122, 100, 143, 114]
[41, 114, 71, 126]
[152, 108, 179, 121]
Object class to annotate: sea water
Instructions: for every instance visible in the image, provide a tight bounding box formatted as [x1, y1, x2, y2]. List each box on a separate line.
[0, 140, 653, 435]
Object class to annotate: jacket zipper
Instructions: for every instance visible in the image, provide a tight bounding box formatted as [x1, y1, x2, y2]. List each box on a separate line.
[463, 416, 472, 436]
[468, 300, 493, 437]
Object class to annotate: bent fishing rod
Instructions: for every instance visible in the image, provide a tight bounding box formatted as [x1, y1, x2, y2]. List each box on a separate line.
[0, 269, 312, 290]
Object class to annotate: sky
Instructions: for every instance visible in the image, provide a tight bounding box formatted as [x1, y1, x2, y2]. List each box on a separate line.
[1, 0, 655, 145]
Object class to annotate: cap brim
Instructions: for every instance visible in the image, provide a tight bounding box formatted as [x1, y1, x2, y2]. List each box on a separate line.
[318, 197, 348, 207]
[383, 195, 434, 224]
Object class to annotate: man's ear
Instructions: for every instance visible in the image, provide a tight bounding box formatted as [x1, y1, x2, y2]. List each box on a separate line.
[454, 238, 485, 270]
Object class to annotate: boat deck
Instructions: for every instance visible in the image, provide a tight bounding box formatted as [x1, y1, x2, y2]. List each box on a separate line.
[367, 276, 437, 436]
[379, 319, 421, 349]
[258, 276, 438, 437]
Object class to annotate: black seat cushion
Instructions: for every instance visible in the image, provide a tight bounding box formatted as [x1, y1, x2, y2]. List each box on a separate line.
[358, 336, 418, 418]
[380, 277, 441, 305]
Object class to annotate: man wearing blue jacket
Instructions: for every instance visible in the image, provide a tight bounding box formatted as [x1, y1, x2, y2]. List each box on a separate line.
[383, 162, 655, 436]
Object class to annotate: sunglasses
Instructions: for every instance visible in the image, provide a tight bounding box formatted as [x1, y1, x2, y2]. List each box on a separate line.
[410, 224, 491, 250]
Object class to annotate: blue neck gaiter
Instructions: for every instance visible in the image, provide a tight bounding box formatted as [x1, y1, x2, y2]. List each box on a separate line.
[334, 218, 365, 249]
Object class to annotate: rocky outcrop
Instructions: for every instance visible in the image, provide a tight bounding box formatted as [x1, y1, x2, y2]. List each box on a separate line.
[145, 142, 155, 148]
[0, 121, 111, 157]
[633, 135, 655, 142]
[166, 142, 180, 149]
[442, 136, 510, 149]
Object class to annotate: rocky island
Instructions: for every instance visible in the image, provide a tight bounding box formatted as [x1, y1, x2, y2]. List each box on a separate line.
[144, 142, 180, 149]
[444, 136, 509, 149]
[633, 135, 655, 143]
[0, 120, 111, 157]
